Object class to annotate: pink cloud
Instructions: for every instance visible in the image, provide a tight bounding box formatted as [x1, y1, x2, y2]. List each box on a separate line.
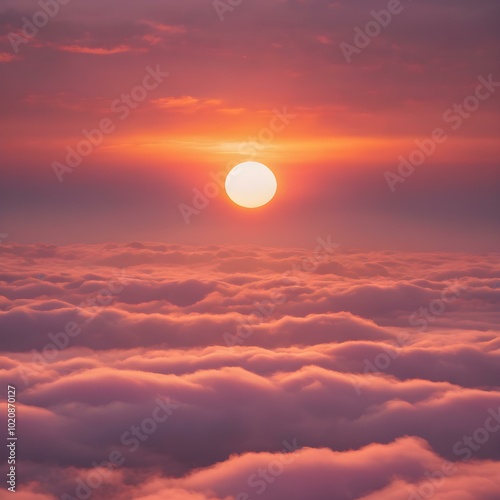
[1, 242, 500, 498]
[56, 44, 138, 55]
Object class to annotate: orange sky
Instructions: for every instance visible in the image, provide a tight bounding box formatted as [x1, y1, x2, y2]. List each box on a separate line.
[0, 0, 499, 250]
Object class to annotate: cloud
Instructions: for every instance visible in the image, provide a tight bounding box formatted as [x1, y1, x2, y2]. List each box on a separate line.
[13, 438, 500, 499]
[151, 96, 224, 111]
[55, 44, 138, 55]
[0, 51, 16, 62]
[1, 242, 500, 498]
[139, 20, 186, 35]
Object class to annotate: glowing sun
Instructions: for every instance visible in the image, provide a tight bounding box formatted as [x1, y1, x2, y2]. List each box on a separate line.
[225, 161, 278, 208]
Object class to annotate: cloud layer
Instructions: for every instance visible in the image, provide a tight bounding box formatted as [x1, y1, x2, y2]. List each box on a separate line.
[1, 242, 500, 498]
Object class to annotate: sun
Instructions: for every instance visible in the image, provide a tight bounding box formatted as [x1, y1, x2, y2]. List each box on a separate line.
[225, 161, 278, 208]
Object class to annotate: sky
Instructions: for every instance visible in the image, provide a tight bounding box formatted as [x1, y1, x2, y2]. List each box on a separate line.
[0, 0, 499, 250]
[1, 1, 500, 500]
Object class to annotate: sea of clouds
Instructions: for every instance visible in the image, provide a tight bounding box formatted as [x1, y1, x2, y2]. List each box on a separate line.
[1, 242, 500, 499]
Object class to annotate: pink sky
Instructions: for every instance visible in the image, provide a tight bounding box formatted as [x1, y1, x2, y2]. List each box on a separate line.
[0, 0, 499, 250]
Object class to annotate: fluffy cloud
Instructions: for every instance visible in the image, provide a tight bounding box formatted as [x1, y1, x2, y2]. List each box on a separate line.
[1, 242, 500, 498]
